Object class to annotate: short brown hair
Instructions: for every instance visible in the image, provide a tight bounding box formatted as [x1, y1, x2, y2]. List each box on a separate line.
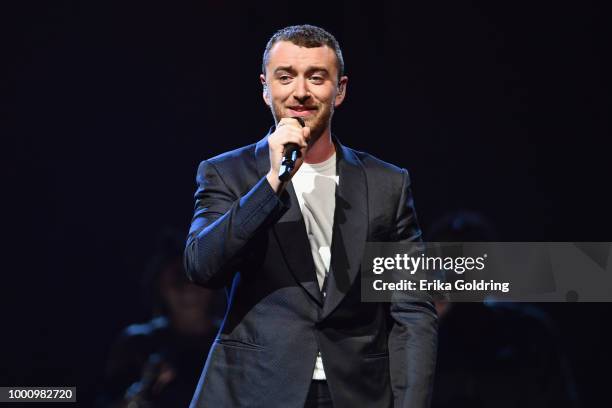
[262, 24, 345, 80]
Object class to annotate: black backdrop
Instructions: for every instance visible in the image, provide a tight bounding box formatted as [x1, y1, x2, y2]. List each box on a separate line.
[3, 1, 611, 406]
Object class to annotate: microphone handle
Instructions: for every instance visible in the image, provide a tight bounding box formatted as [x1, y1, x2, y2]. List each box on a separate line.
[278, 117, 305, 182]
[279, 143, 299, 182]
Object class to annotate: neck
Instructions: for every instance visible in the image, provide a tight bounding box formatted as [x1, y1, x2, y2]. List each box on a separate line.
[304, 127, 335, 164]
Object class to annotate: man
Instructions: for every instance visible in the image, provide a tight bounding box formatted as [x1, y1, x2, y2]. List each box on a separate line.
[185, 24, 437, 408]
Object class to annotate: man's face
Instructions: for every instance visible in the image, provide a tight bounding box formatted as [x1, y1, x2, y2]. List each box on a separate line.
[260, 41, 348, 141]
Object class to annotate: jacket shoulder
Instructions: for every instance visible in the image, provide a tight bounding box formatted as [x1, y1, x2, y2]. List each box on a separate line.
[347, 148, 412, 209]
[196, 142, 259, 182]
[205, 142, 257, 166]
[350, 148, 408, 180]
[194, 142, 261, 195]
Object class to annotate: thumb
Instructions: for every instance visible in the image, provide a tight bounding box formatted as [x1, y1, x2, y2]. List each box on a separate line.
[302, 126, 311, 143]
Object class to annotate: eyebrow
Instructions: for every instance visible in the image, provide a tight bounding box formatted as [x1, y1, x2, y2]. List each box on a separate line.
[273, 66, 330, 76]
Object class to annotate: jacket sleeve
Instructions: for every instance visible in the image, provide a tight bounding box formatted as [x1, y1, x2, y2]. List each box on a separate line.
[387, 168, 439, 408]
[184, 159, 288, 288]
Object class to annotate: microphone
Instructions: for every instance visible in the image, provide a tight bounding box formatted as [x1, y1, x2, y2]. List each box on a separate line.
[278, 117, 305, 182]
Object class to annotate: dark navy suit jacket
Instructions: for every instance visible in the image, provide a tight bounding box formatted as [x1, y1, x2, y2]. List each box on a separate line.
[185, 132, 438, 407]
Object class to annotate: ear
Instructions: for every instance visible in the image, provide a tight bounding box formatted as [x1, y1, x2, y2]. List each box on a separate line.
[260, 74, 271, 107]
[334, 75, 348, 107]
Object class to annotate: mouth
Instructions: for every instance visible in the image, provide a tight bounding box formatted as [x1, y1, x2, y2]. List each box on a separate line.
[286, 105, 317, 117]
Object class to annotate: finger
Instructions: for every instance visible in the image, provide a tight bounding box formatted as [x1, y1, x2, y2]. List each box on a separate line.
[277, 127, 308, 148]
[271, 125, 300, 140]
[290, 117, 305, 128]
[278, 117, 304, 128]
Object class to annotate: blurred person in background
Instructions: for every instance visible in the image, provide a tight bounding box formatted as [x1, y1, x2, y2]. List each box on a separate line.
[429, 211, 580, 408]
[98, 230, 222, 408]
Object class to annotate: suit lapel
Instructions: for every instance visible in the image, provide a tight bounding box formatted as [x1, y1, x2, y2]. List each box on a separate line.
[255, 134, 323, 306]
[322, 142, 368, 319]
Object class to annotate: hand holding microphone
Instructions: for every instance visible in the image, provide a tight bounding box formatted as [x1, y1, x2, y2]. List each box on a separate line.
[266, 117, 310, 193]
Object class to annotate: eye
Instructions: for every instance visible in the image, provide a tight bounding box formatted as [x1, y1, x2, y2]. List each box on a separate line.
[279, 75, 292, 84]
[310, 76, 324, 84]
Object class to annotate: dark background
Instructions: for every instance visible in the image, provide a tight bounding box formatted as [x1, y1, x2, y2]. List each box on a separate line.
[3, 0, 611, 406]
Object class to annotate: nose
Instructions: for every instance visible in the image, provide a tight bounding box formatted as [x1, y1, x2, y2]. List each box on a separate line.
[292, 76, 311, 104]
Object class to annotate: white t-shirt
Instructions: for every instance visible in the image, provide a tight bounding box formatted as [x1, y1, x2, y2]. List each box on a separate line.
[291, 152, 339, 380]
